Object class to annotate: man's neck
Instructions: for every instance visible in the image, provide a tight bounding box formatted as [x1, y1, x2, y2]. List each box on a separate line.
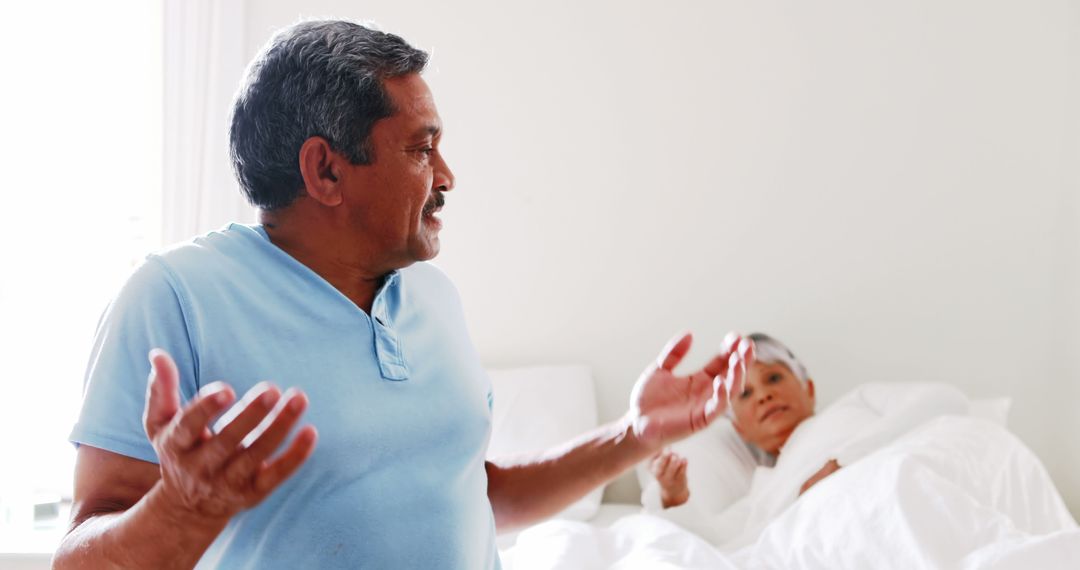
[259, 208, 388, 314]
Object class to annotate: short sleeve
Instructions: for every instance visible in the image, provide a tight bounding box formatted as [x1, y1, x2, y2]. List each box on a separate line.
[69, 256, 200, 464]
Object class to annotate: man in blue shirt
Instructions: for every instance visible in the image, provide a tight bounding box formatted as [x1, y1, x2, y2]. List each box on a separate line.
[54, 20, 754, 569]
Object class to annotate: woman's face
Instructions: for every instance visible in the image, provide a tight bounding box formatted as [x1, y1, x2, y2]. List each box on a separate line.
[730, 360, 816, 454]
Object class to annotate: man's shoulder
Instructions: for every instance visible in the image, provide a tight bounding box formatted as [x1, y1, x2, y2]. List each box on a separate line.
[144, 224, 273, 285]
[153, 223, 261, 266]
[401, 260, 448, 279]
[398, 262, 469, 317]
[400, 261, 457, 292]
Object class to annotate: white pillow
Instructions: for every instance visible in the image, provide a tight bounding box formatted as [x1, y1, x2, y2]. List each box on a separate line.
[486, 365, 603, 521]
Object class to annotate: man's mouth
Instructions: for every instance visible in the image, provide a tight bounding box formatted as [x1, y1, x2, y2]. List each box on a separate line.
[759, 404, 788, 422]
[422, 192, 445, 218]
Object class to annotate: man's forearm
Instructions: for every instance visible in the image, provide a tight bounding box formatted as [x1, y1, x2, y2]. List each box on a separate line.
[53, 483, 228, 569]
[486, 416, 652, 532]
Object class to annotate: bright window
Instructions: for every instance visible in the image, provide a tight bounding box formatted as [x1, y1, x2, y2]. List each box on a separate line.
[0, 1, 162, 550]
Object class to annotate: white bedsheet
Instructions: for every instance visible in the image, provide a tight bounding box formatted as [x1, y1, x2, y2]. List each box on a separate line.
[502, 417, 1080, 569]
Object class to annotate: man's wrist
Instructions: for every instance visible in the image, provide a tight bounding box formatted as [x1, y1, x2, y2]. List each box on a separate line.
[146, 482, 232, 538]
[617, 413, 661, 460]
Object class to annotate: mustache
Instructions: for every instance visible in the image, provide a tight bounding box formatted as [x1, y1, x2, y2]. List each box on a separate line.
[423, 192, 445, 215]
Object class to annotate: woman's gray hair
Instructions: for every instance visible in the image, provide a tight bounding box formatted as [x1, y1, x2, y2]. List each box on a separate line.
[747, 332, 809, 382]
[229, 20, 429, 210]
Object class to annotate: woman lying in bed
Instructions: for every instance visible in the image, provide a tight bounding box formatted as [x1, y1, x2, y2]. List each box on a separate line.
[504, 333, 1076, 567]
[640, 332, 972, 546]
[647, 332, 832, 510]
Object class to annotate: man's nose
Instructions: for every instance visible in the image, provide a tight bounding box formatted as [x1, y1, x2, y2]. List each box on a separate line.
[757, 391, 774, 406]
[434, 153, 455, 193]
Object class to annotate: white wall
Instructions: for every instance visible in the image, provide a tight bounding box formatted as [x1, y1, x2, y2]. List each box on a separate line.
[1060, 17, 1080, 516]
[244, 0, 1080, 513]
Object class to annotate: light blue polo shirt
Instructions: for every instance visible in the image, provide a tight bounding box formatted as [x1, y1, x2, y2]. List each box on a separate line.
[70, 223, 500, 569]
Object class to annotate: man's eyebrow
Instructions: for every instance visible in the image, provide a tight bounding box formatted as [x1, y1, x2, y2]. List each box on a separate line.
[410, 124, 441, 138]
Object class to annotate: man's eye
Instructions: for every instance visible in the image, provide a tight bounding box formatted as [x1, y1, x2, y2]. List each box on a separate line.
[769, 374, 782, 383]
[739, 390, 751, 400]
[418, 147, 434, 155]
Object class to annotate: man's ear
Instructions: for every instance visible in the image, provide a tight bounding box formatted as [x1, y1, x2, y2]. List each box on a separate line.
[298, 136, 344, 207]
[806, 378, 816, 404]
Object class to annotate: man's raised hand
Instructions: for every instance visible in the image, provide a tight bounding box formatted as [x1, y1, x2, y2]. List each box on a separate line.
[143, 349, 318, 523]
[627, 332, 754, 452]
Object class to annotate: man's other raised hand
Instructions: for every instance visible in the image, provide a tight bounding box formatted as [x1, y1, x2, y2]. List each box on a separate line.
[143, 349, 318, 524]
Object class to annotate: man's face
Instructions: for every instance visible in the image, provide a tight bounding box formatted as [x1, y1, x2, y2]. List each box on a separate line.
[339, 73, 454, 269]
[730, 361, 815, 454]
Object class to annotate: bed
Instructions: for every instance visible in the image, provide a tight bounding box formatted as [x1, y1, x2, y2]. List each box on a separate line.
[488, 366, 1080, 569]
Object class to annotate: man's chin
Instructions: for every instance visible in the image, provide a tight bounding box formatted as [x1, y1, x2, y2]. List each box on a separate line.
[409, 237, 441, 262]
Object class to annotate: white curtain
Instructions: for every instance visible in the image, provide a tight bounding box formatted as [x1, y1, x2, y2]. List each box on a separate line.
[163, 0, 254, 245]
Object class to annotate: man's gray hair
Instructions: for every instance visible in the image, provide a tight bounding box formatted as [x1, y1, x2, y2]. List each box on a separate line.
[229, 20, 429, 210]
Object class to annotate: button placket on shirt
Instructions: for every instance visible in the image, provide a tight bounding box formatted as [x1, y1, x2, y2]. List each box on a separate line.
[371, 273, 408, 381]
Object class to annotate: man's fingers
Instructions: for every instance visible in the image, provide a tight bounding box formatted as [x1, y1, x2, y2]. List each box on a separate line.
[696, 332, 753, 425]
[253, 425, 318, 495]
[699, 351, 730, 383]
[704, 374, 730, 423]
[196, 383, 281, 470]
[234, 390, 309, 465]
[721, 332, 741, 355]
[169, 382, 235, 450]
[657, 332, 693, 372]
[218, 390, 308, 493]
[736, 337, 755, 381]
[727, 353, 747, 400]
[144, 349, 182, 438]
[738, 337, 756, 368]
[701, 333, 754, 380]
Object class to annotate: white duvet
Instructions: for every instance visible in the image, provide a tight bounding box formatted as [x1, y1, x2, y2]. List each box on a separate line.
[501, 416, 1080, 569]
